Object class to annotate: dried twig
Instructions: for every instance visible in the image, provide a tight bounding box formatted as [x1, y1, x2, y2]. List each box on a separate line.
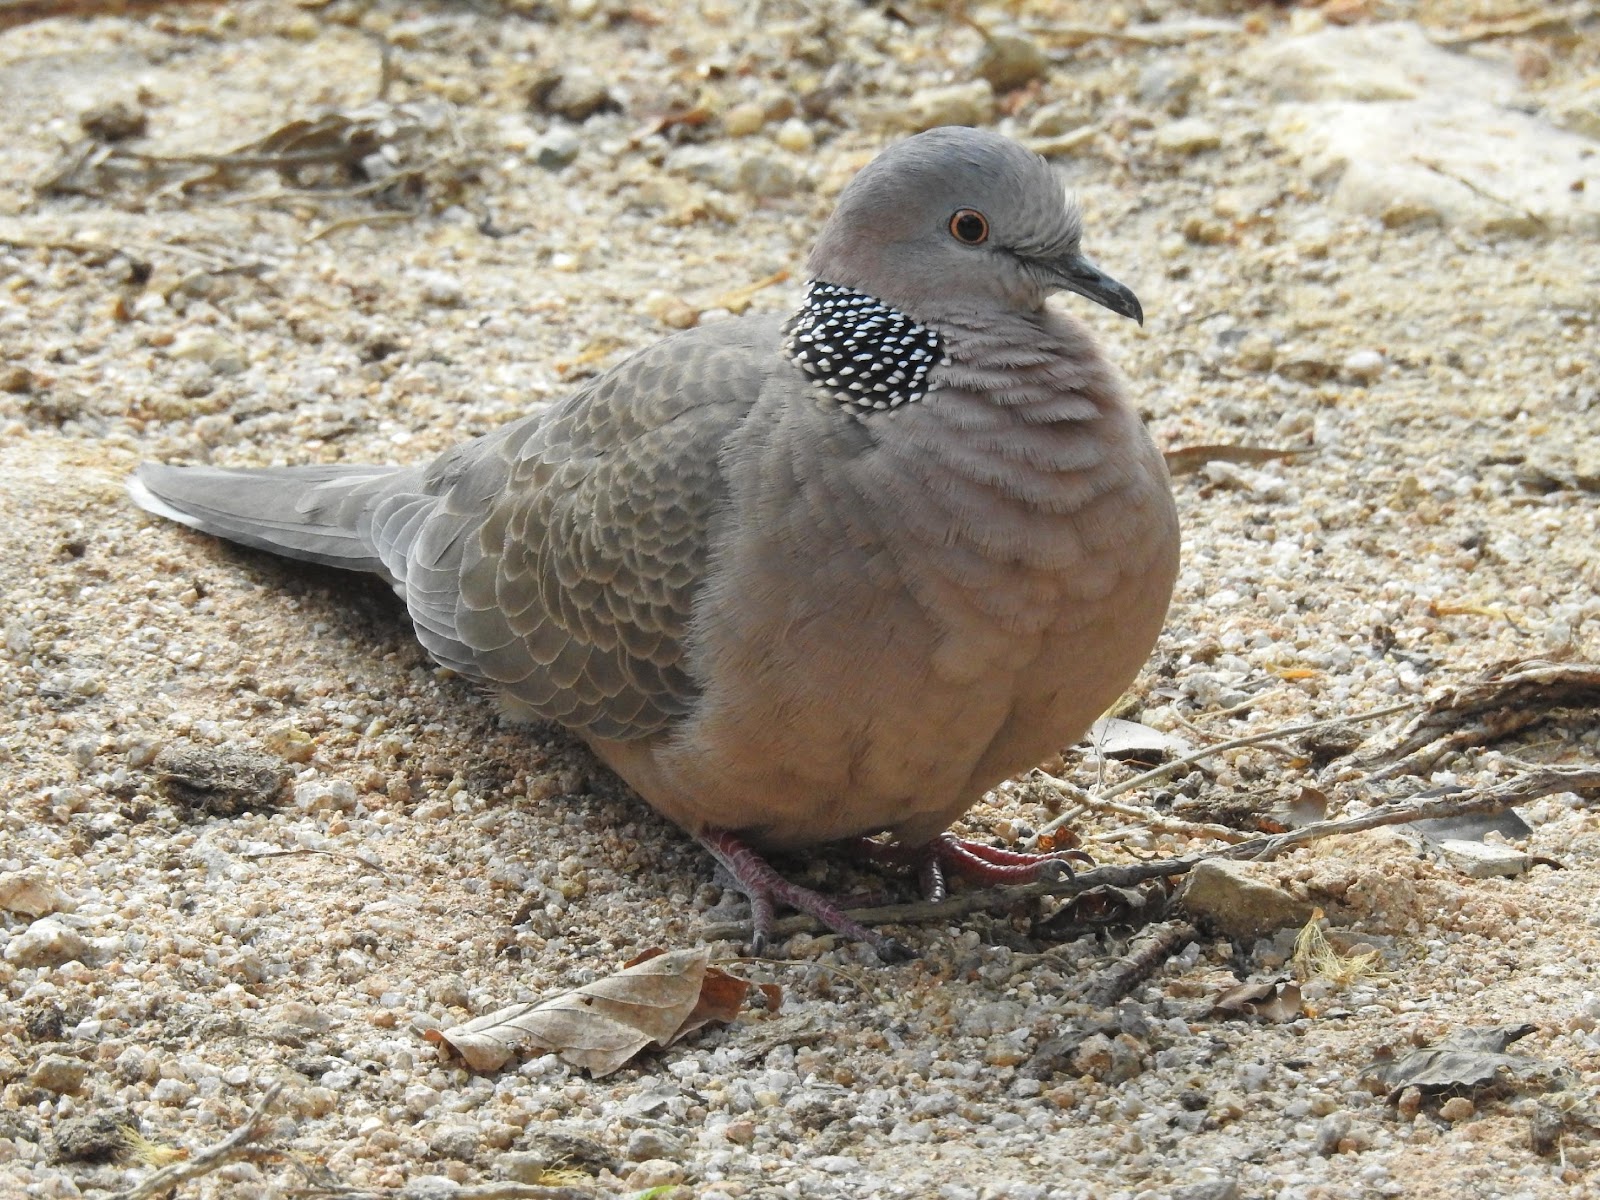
[700, 766, 1600, 945]
[0, 0, 219, 33]
[39, 103, 456, 205]
[1163, 444, 1310, 477]
[303, 211, 416, 243]
[241, 848, 388, 875]
[1370, 661, 1600, 780]
[110, 1083, 283, 1200]
[1091, 814, 1251, 845]
[1031, 22, 1231, 48]
[1084, 920, 1199, 1008]
[1430, 3, 1597, 47]
[1024, 125, 1101, 159]
[292, 1184, 597, 1199]
[1028, 699, 1417, 847]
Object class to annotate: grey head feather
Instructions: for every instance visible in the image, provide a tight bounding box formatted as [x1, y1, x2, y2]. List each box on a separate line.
[806, 126, 1139, 327]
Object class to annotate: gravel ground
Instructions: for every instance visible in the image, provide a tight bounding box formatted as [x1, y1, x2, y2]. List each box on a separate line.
[3, 2, 1600, 1198]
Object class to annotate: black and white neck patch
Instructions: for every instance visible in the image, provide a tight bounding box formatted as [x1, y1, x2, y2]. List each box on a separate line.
[782, 281, 947, 415]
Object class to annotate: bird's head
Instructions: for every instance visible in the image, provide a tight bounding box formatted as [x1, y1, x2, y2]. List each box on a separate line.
[806, 126, 1141, 326]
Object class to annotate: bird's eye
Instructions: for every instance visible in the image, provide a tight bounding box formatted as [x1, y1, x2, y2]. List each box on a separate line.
[949, 209, 989, 245]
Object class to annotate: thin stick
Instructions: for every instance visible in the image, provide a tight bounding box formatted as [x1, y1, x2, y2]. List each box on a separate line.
[1090, 816, 1250, 845]
[0, 0, 221, 33]
[1084, 920, 1199, 1008]
[1028, 700, 1417, 846]
[303, 212, 415, 243]
[292, 1183, 607, 1199]
[241, 848, 388, 875]
[1430, 3, 1597, 47]
[110, 1083, 283, 1200]
[701, 765, 1600, 944]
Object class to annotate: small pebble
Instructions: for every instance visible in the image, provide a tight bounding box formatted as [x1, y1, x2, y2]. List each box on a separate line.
[1234, 332, 1277, 372]
[905, 81, 995, 132]
[1155, 117, 1223, 155]
[1, 364, 37, 393]
[975, 30, 1049, 92]
[5, 916, 90, 966]
[79, 99, 147, 141]
[1314, 1112, 1352, 1155]
[498, 1150, 552, 1183]
[533, 128, 581, 171]
[1396, 1086, 1424, 1119]
[773, 117, 814, 154]
[722, 102, 765, 137]
[625, 1128, 680, 1161]
[1342, 348, 1385, 382]
[736, 154, 799, 199]
[0, 871, 68, 917]
[151, 1078, 195, 1106]
[1178, 860, 1310, 940]
[644, 291, 700, 330]
[169, 329, 247, 375]
[30, 1055, 90, 1095]
[50, 1113, 128, 1163]
[1138, 62, 1200, 113]
[627, 1159, 687, 1189]
[1027, 101, 1093, 138]
[1439, 1096, 1476, 1123]
[417, 272, 465, 308]
[531, 67, 619, 122]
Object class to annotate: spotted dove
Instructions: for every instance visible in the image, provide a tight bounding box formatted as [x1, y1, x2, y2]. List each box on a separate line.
[129, 127, 1180, 959]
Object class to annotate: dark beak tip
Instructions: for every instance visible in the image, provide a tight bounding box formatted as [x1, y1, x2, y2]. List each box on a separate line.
[1054, 253, 1143, 327]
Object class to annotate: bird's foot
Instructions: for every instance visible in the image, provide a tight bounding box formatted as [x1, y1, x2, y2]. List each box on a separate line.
[697, 828, 914, 962]
[856, 831, 1093, 902]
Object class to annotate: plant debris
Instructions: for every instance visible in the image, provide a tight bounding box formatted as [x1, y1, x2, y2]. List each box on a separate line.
[1366, 1024, 1556, 1102]
[151, 741, 291, 820]
[1162, 443, 1310, 477]
[39, 101, 463, 212]
[1369, 660, 1600, 780]
[428, 947, 759, 1077]
[1212, 979, 1305, 1023]
[1291, 909, 1384, 987]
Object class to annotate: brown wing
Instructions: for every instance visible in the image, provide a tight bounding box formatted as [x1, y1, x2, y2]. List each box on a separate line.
[368, 316, 782, 741]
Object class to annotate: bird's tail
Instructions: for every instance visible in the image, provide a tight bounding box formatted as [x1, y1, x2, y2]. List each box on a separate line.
[128, 462, 410, 578]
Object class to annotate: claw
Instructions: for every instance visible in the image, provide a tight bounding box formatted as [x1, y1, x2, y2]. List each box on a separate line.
[698, 828, 914, 962]
[849, 829, 1088, 896]
[696, 825, 1084, 958]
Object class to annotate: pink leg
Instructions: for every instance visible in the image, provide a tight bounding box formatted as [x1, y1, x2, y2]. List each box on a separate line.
[697, 829, 913, 962]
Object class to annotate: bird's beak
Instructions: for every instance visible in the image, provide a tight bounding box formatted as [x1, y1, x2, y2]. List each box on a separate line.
[1041, 251, 1144, 326]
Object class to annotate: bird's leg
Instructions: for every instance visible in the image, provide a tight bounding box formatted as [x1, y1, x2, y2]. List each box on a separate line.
[697, 828, 913, 962]
[855, 832, 1092, 902]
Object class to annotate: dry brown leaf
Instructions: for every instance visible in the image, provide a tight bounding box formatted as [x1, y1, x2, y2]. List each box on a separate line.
[1366, 1024, 1547, 1100]
[1211, 979, 1304, 1023]
[428, 947, 750, 1077]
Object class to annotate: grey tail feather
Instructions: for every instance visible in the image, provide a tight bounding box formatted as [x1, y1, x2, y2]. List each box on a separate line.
[129, 462, 402, 578]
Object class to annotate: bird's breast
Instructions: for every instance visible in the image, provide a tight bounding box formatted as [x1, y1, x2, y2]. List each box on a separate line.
[626, 367, 1178, 849]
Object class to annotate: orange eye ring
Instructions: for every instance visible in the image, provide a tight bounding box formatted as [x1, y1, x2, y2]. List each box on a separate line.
[949, 208, 989, 245]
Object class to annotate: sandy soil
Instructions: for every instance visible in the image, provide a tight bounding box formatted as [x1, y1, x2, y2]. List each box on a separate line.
[2, 1, 1599, 1198]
